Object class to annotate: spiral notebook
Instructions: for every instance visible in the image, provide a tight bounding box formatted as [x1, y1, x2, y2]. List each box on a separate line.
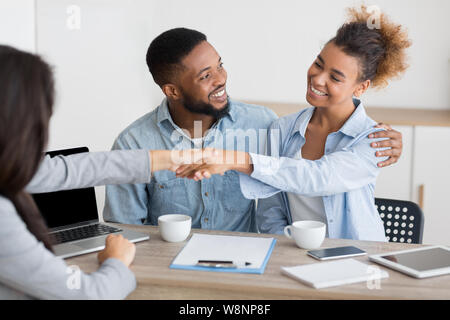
[170, 233, 276, 274]
[281, 258, 389, 289]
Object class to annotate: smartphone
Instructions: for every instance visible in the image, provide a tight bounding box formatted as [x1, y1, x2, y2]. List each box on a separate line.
[307, 246, 366, 261]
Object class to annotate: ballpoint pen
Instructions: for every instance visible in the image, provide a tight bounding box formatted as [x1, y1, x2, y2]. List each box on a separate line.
[196, 260, 252, 268]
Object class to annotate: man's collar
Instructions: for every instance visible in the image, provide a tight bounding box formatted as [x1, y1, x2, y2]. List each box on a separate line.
[156, 98, 173, 125]
[226, 100, 237, 122]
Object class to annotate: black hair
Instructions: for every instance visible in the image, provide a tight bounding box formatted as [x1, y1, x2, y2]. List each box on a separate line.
[146, 28, 207, 87]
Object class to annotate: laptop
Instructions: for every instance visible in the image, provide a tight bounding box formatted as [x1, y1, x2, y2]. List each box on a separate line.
[33, 147, 149, 259]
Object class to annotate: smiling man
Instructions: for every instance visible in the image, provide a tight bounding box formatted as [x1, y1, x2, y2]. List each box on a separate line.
[103, 28, 277, 231]
[103, 28, 402, 232]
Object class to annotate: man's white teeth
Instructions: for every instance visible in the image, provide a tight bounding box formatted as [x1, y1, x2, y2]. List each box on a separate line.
[212, 89, 225, 98]
[311, 85, 327, 96]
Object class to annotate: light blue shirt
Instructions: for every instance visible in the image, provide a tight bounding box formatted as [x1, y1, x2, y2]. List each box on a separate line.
[239, 99, 388, 241]
[103, 98, 277, 232]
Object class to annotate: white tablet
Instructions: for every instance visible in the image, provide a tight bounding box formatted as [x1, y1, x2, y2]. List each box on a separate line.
[369, 245, 450, 278]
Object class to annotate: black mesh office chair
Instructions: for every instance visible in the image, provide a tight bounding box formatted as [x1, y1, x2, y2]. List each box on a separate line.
[375, 198, 424, 244]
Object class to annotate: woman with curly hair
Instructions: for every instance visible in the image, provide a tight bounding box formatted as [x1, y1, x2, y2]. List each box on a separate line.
[177, 6, 412, 241]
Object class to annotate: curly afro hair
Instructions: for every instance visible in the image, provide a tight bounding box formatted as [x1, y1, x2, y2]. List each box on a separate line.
[329, 5, 412, 88]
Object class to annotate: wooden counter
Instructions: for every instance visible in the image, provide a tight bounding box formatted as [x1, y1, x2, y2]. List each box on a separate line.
[245, 101, 450, 127]
[66, 225, 450, 300]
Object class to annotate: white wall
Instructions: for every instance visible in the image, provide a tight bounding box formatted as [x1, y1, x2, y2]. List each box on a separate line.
[0, 0, 35, 52]
[36, 0, 159, 152]
[152, 0, 450, 110]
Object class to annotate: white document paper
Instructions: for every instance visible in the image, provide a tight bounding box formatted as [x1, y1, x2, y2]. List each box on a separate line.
[281, 258, 389, 289]
[172, 233, 275, 269]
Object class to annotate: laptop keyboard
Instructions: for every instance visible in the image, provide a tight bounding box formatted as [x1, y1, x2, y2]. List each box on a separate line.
[51, 224, 122, 244]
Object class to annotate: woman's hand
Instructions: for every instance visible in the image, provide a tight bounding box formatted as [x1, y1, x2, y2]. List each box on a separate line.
[97, 234, 136, 268]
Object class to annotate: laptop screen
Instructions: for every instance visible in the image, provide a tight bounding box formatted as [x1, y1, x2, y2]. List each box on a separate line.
[32, 147, 99, 230]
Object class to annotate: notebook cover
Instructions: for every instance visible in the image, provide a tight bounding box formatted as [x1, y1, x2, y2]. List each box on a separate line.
[281, 258, 389, 289]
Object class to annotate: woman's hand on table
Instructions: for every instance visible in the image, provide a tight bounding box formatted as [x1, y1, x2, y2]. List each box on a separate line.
[98, 234, 136, 268]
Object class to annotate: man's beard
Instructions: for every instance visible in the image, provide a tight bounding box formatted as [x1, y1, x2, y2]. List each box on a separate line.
[181, 90, 230, 120]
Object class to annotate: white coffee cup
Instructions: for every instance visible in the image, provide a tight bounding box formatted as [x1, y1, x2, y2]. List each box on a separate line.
[284, 220, 326, 250]
[158, 214, 192, 242]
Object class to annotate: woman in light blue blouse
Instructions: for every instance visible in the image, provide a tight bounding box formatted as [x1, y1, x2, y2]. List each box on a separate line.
[177, 6, 411, 241]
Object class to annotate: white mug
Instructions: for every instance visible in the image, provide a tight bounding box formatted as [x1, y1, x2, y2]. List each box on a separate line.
[284, 220, 326, 250]
[158, 214, 192, 242]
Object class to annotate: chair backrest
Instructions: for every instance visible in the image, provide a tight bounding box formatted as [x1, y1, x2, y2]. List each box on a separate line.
[375, 198, 424, 244]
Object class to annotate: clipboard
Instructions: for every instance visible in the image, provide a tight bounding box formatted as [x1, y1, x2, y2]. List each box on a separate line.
[170, 233, 277, 274]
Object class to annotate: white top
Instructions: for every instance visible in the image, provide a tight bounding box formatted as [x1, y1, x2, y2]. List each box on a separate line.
[191, 137, 204, 148]
[287, 192, 327, 224]
[287, 149, 327, 227]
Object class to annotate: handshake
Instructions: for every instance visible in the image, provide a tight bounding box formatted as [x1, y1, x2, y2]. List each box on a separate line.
[150, 148, 254, 180]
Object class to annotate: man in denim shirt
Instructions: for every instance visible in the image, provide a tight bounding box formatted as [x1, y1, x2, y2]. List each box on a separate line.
[103, 28, 403, 232]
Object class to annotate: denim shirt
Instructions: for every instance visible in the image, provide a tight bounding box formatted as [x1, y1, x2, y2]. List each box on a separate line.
[239, 99, 388, 241]
[103, 98, 277, 232]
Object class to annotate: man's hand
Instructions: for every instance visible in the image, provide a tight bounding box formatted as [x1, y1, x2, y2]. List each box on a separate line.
[369, 123, 403, 167]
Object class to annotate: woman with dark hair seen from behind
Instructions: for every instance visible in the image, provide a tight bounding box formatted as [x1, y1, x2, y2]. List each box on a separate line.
[0, 45, 198, 299]
[0, 45, 55, 252]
